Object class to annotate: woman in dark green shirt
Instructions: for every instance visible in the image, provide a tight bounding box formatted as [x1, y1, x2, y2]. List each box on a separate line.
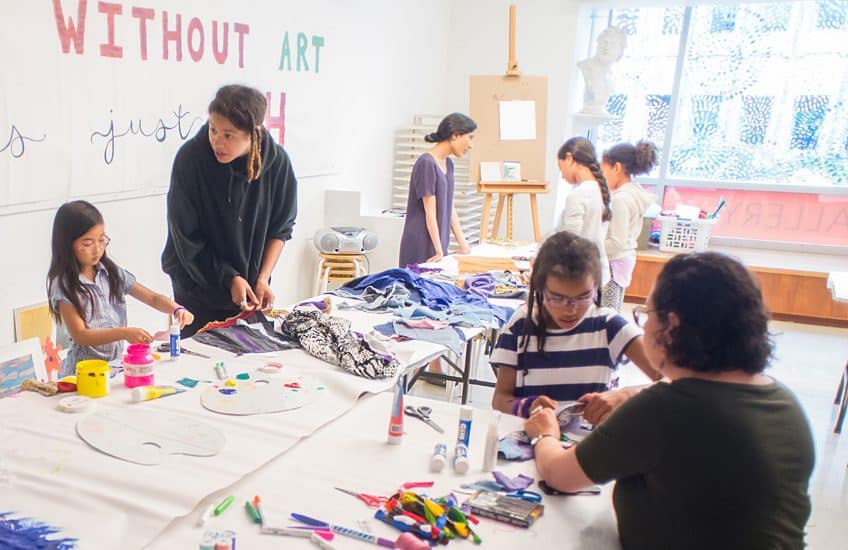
[525, 252, 814, 550]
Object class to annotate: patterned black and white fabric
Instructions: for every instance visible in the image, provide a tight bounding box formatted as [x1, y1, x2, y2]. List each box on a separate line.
[280, 308, 399, 379]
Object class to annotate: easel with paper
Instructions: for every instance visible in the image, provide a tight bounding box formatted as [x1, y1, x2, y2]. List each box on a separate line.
[469, 5, 549, 243]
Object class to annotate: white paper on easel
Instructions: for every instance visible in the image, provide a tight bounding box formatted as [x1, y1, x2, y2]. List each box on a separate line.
[76, 409, 225, 465]
[499, 100, 536, 140]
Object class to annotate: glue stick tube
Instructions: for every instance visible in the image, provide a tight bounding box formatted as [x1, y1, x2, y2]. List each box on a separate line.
[453, 443, 469, 474]
[456, 406, 473, 446]
[430, 443, 447, 472]
[131, 385, 184, 402]
[387, 376, 405, 444]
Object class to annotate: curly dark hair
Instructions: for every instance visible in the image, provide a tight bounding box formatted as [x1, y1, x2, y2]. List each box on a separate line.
[523, 231, 602, 353]
[651, 252, 773, 374]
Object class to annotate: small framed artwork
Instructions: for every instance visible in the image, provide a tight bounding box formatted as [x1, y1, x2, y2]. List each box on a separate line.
[503, 161, 522, 182]
[0, 337, 46, 398]
[480, 161, 503, 182]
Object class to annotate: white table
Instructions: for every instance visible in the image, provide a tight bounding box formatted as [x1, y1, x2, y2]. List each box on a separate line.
[0, 296, 510, 548]
[149, 392, 621, 550]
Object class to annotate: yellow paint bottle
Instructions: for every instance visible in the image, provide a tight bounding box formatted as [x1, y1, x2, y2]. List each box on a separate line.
[75, 360, 110, 398]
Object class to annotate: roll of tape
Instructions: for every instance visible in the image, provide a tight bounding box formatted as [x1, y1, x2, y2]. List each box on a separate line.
[58, 395, 96, 413]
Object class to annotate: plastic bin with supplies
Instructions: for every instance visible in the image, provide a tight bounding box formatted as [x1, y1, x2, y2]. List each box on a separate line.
[656, 215, 718, 253]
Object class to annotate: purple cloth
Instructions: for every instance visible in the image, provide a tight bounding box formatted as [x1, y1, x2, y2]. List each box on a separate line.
[398, 154, 455, 267]
[464, 273, 496, 298]
[493, 472, 535, 491]
[405, 264, 443, 275]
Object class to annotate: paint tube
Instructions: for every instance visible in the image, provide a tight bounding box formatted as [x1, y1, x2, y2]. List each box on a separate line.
[130, 385, 184, 402]
[387, 376, 405, 444]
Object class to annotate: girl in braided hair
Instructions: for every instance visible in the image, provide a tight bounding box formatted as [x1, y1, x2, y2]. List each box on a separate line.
[556, 137, 612, 285]
[162, 84, 298, 337]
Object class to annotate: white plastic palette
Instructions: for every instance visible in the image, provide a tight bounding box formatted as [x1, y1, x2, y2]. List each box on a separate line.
[200, 374, 320, 416]
[76, 408, 225, 465]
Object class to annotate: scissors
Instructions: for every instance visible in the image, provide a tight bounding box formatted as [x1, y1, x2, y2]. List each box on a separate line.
[156, 343, 211, 359]
[404, 405, 444, 433]
[334, 487, 388, 508]
[504, 489, 543, 503]
[555, 401, 586, 425]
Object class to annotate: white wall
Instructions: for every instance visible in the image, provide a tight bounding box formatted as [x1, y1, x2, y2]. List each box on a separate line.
[0, 0, 452, 344]
[443, 0, 590, 240]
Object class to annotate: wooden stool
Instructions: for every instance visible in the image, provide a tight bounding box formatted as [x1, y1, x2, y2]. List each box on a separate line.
[313, 253, 367, 295]
[478, 181, 548, 243]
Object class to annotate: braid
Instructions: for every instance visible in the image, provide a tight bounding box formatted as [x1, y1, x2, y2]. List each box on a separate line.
[590, 162, 612, 222]
[247, 126, 262, 182]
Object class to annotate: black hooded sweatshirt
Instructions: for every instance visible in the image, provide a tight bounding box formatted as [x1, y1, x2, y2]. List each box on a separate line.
[161, 123, 297, 311]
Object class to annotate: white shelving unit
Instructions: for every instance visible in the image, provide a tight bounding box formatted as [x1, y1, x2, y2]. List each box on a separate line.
[391, 115, 483, 248]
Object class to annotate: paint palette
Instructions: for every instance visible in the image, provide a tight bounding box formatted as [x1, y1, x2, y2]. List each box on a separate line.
[76, 409, 225, 465]
[200, 374, 321, 416]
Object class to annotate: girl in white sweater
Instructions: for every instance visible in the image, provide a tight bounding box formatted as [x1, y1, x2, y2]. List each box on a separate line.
[556, 137, 612, 286]
[600, 140, 658, 311]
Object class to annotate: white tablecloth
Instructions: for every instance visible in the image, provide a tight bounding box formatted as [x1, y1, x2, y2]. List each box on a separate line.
[149, 392, 621, 550]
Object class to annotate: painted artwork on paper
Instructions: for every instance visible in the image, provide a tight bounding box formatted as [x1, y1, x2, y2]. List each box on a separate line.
[0, 512, 77, 549]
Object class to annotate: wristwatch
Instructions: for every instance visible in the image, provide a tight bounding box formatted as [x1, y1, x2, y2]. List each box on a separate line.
[530, 433, 555, 447]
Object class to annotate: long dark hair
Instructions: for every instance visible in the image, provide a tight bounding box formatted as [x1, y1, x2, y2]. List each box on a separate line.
[602, 140, 658, 178]
[523, 231, 602, 354]
[47, 201, 125, 324]
[425, 113, 477, 143]
[557, 137, 612, 222]
[209, 84, 267, 182]
[652, 252, 773, 373]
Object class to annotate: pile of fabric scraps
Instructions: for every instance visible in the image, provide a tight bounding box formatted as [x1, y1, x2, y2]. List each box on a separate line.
[192, 311, 299, 354]
[335, 268, 513, 327]
[375, 490, 482, 545]
[498, 422, 594, 461]
[280, 308, 399, 379]
[373, 318, 466, 355]
[461, 472, 535, 493]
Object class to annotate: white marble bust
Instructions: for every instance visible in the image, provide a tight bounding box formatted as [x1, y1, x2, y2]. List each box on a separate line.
[578, 27, 627, 115]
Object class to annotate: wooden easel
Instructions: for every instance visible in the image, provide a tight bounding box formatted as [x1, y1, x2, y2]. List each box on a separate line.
[471, 5, 548, 243]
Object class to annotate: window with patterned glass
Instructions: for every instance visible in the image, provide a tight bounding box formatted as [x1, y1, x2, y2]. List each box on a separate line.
[592, 2, 848, 188]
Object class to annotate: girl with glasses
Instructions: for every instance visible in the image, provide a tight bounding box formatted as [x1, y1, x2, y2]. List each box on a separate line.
[47, 201, 194, 375]
[524, 252, 814, 549]
[491, 231, 660, 418]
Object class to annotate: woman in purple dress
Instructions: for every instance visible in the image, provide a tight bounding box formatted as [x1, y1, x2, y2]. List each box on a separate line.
[398, 113, 476, 267]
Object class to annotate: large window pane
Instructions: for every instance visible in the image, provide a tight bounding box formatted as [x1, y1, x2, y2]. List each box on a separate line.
[594, 8, 680, 176]
[667, 2, 848, 186]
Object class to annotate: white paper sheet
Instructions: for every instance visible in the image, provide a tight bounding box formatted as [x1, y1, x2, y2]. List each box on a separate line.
[499, 100, 536, 140]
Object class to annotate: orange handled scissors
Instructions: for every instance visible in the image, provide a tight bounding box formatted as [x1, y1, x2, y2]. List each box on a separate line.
[334, 487, 388, 507]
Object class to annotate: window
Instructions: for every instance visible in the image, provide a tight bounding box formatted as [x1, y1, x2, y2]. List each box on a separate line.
[588, 2, 848, 251]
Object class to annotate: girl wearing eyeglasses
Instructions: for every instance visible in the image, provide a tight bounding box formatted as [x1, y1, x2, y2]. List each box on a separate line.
[524, 252, 814, 550]
[491, 231, 660, 417]
[47, 201, 194, 375]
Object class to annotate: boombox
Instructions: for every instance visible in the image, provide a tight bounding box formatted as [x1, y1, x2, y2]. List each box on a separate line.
[313, 226, 378, 254]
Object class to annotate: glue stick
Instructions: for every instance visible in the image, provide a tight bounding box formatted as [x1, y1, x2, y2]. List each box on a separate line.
[430, 443, 447, 472]
[456, 406, 473, 446]
[169, 318, 181, 361]
[453, 443, 469, 474]
[387, 376, 405, 444]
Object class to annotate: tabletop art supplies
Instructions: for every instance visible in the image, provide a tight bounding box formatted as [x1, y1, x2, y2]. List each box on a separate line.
[387, 376, 405, 444]
[20, 378, 59, 396]
[405, 405, 444, 433]
[430, 443, 448, 472]
[57, 395, 95, 413]
[130, 385, 185, 402]
[374, 490, 482, 545]
[482, 412, 501, 472]
[465, 490, 544, 528]
[454, 406, 473, 473]
[200, 374, 321, 416]
[75, 359, 110, 397]
[122, 343, 156, 388]
[169, 318, 181, 361]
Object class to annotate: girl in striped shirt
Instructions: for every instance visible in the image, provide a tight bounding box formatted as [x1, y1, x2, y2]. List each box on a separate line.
[491, 231, 660, 417]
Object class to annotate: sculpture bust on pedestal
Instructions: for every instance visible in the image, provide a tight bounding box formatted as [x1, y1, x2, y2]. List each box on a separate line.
[577, 26, 627, 115]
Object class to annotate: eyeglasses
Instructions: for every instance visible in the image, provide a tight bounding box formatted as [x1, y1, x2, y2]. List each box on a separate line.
[542, 289, 595, 309]
[632, 305, 652, 328]
[78, 235, 111, 250]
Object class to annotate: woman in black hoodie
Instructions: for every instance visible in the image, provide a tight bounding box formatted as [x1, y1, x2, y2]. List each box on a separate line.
[162, 84, 298, 337]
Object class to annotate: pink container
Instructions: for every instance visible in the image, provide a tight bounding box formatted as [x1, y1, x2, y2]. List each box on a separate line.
[123, 343, 156, 388]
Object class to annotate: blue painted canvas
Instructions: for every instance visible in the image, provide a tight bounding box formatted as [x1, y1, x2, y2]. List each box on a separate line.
[0, 512, 77, 549]
[0, 354, 35, 398]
